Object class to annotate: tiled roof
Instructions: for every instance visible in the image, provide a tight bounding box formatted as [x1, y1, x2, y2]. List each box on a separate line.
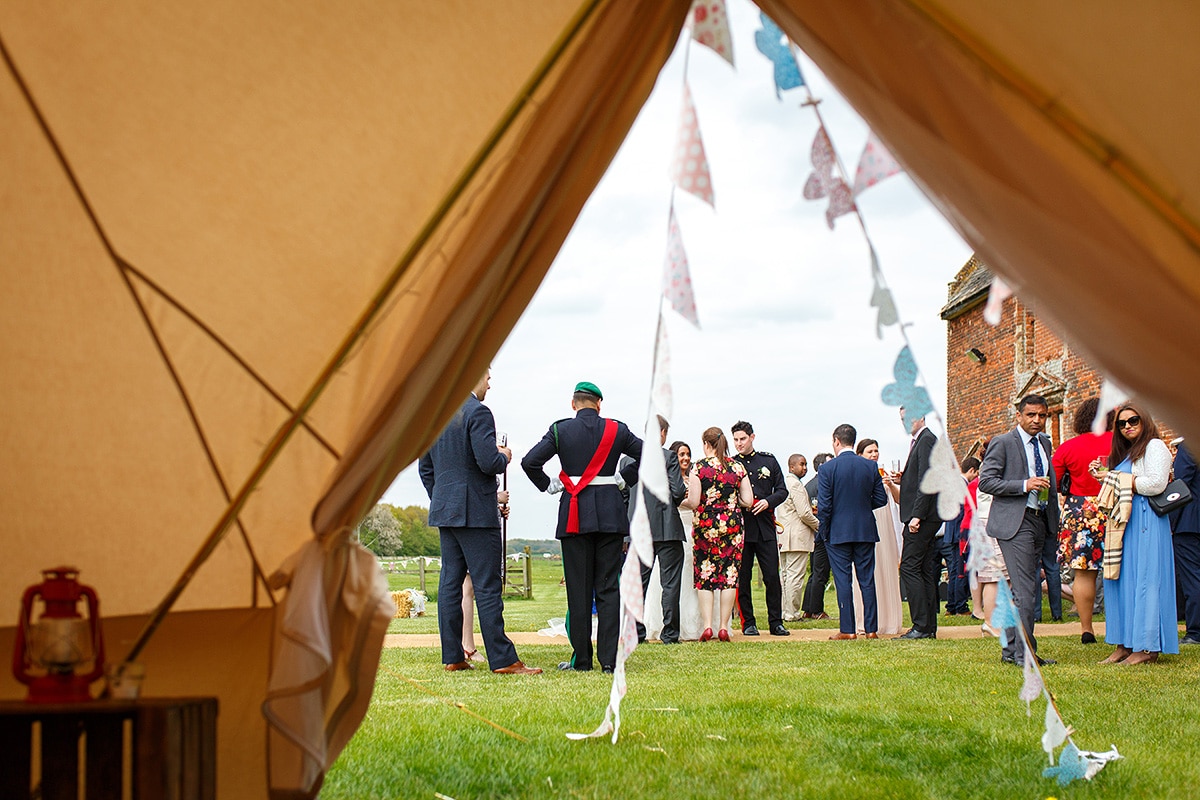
[940, 255, 993, 320]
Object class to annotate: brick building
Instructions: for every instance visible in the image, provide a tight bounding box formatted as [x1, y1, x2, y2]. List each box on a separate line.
[940, 256, 1104, 457]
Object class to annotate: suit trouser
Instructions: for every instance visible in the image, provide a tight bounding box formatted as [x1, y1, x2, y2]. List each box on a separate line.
[941, 534, 970, 614]
[780, 550, 811, 620]
[1033, 529, 1063, 621]
[1174, 532, 1200, 639]
[995, 509, 1048, 662]
[438, 527, 518, 670]
[638, 540, 685, 642]
[561, 531, 623, 669]
[802, 539, 831, 615]
[828, 541, 877, 634]
[900, 518, 941, 633]
[737, 536, 783, 630]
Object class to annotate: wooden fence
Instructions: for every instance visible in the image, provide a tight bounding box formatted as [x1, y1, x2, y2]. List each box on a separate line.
[379, 547, 533, 599]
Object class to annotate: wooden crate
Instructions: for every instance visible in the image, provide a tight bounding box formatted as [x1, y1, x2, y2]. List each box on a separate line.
[0, 696, 216, 800]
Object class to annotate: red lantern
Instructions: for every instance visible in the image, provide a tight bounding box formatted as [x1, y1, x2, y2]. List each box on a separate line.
[12, 567, 105, 703]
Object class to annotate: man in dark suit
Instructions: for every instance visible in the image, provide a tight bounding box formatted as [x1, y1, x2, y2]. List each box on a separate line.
[898, 408, 942, 639]
[817, 423, 888, 639]
[1170, 439, 1200, 646]
[732, 420, 790, 636]
[979, 394, 1059, 667]
[419, 369, 542, 675]
[522, 381, 642, 672]
[625, 415, 687, 643]
[801, 452, 834, 620]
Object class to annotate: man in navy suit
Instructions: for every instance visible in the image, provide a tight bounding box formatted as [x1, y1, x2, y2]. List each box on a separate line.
[522, 381, 642, 672]
[1170, 440, 1200, 646]
[817, 424, 888, 639]
[419, 369, 542, 675]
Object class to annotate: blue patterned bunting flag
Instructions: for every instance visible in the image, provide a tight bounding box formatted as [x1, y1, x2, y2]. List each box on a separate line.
[990, 579, 1020, 649]
[753, 13, 804, 98]
[880, 346, 933, 431]
[1043, 743, 1090, 786]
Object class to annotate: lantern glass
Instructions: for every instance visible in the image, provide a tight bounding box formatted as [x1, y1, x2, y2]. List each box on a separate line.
[29, 617, 93, 673]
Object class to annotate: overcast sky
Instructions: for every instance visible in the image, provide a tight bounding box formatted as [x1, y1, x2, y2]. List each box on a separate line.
[383, 0, 972, 539]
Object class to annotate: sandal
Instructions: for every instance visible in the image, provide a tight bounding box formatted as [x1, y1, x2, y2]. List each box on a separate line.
[464, 648, 486, 664]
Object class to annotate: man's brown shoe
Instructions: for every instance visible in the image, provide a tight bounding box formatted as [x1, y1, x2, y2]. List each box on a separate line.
[492, 660, 543, 675]
[864, 633, 879, 639]
[828, 632, 857, 640]
[444, 661, 474, 671]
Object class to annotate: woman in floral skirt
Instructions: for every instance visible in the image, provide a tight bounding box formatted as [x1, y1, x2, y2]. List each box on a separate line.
[1051, 398, 1113, 644]
[682, 427, 753, 642]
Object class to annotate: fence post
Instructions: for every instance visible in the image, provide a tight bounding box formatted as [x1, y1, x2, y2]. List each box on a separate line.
[419, 556, 426, 594]
[523, 546, 532, 599]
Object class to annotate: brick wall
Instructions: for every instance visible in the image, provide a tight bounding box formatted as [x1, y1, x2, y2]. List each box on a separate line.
[943, 262, 1174, 461]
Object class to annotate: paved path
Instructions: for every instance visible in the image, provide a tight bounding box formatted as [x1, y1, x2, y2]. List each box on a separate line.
[384, 621, 1107, 648]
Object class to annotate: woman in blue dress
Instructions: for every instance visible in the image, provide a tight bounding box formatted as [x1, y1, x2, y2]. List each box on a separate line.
[1093, 402, 1178, 665]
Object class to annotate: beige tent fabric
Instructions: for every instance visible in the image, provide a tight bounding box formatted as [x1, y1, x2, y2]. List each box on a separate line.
[762, 0, 1200, 436]
[1, 1, 690, 796]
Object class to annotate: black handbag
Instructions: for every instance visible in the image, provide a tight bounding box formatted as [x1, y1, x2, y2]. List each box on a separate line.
[1149, 478, 1192, 516]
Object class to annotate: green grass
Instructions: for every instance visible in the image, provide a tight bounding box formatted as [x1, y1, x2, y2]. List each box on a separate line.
[327, 559, 1194, 799]
[325, 639, 1200, 799]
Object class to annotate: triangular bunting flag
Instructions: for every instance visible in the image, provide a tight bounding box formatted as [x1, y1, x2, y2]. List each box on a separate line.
[1094, 379, 1131, 435]
[868, 249, 898, 338]
[662, 209, 701, 328]
[688, 0, 734, 67]
[852, 131, 904, 196]
[669, 84, 715, 207]
[753, 13, 804, 98]
[651, 313, 675, 420]
[1042, 700, 1070, 760]
[983, 275, 1012, 325]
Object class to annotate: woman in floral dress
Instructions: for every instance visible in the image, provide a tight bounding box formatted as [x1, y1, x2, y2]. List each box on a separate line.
[1051, 397, 1113, 644]
[682, 427, 753, 641]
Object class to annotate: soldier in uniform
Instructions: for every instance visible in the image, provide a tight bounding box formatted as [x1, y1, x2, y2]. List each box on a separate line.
[522, 381, 642, 672]
[731, 420, 791, 636]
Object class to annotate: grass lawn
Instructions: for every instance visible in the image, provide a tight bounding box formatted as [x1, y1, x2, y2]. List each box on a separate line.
[322, 557, 1197, 799]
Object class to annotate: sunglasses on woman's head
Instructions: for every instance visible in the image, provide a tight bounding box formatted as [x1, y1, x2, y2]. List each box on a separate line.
[1118, 416, 1142, 429]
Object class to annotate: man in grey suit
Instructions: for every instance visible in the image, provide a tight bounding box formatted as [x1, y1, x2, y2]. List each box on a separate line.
[627, 415, 688, 643]
[419, 369, 542, 675]
[978, 394, 1058, 667]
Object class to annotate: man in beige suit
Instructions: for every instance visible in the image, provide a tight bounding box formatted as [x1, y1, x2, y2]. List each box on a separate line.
[777, 454, 819, 621]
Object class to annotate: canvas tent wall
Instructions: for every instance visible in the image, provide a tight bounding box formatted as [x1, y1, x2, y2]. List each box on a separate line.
[3, 1, 1199, 798]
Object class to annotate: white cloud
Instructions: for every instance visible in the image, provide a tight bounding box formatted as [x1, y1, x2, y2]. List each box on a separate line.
[383, 1, 972, 539]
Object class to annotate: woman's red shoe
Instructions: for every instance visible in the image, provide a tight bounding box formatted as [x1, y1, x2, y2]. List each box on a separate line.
[718, 629, 730, 642]
[700, 628, 714, 642]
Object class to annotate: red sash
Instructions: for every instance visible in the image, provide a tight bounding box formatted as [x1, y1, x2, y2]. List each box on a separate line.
[559, 419, 619, 534]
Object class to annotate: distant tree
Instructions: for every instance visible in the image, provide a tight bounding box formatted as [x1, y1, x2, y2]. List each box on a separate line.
[390, 505, 440, 556]
[359, 504, 403, 556]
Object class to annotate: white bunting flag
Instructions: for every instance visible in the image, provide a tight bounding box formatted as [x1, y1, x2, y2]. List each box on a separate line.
[983, 275, 1012, 325]
[919, 434, 968, 520]
[662, 208, 701, 328]
[688, 0, 734, 67]
[852, 131, 904, 196]
[669, 85, 715, 207]
[1094, 379, 1131, 435]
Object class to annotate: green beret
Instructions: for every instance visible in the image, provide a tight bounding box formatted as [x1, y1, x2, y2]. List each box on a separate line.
[574, 381, 603, 400]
